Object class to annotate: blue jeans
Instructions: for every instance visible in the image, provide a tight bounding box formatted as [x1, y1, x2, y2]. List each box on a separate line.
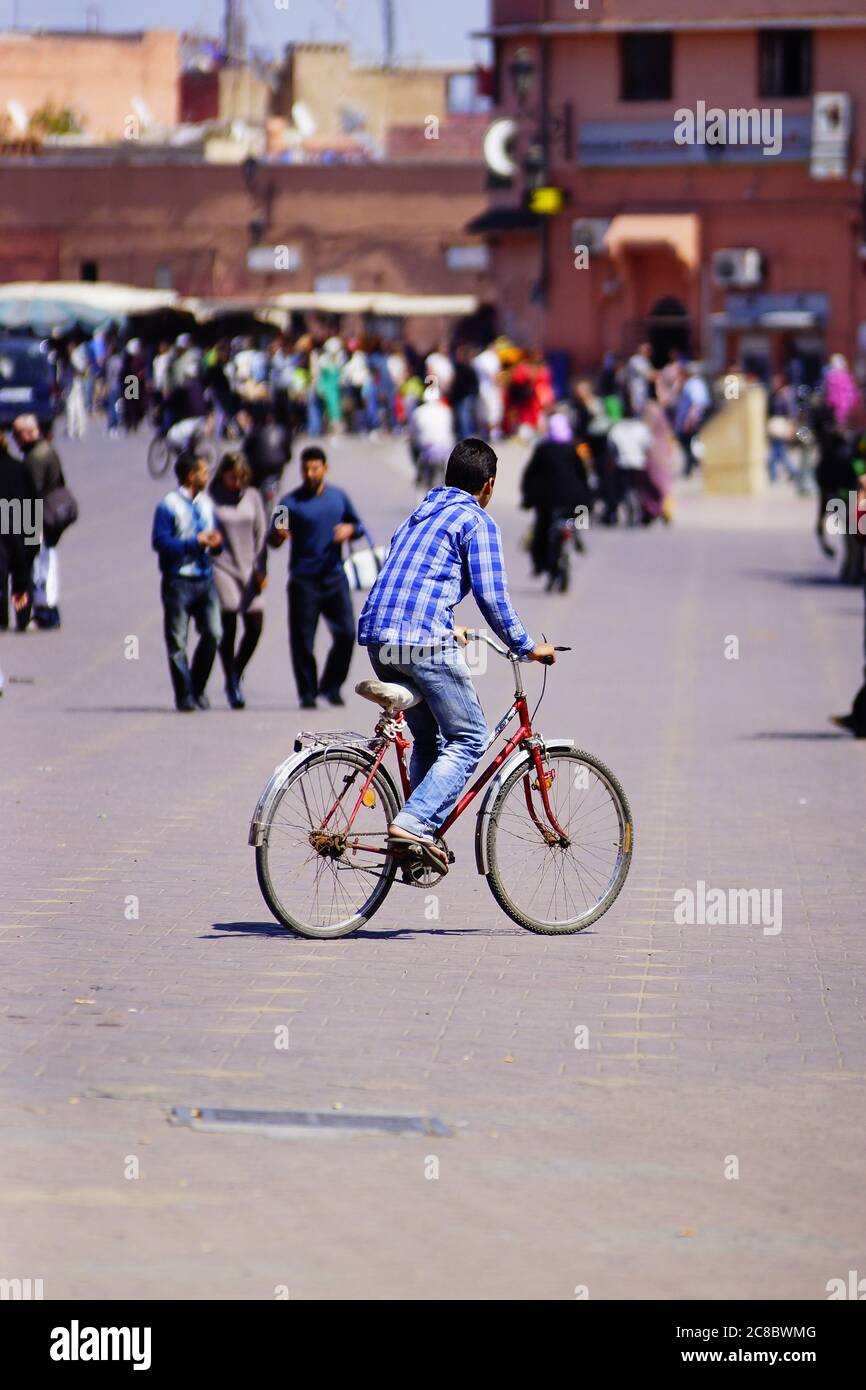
[768, 437, 796, 482]
[306, 392, 324, 436]
[454, 396, 477, 440]
[370, 641, 488, 837]
[161, 575, 222, 706]
[362, 380, 380, 431]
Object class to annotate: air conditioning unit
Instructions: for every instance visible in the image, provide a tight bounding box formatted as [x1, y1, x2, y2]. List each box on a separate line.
[811, 92, 851, 179]
[712, 248, 763, 288]
[570, 219, 611, 254]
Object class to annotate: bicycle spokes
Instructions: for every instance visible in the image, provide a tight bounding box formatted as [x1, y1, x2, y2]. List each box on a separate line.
[488, 750, 631, 931]
[258, 752, 397, 936]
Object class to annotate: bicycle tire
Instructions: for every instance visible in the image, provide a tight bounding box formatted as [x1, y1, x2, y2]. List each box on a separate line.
[485, 747, 633, 935]
[147, 436, 171, 478]
[256, 747, 399, 939]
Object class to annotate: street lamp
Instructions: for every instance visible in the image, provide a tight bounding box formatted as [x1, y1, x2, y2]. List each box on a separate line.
[508, 49, 536, 107]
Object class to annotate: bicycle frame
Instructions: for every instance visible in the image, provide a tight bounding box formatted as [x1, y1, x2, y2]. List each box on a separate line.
[333, 638, 569, 853]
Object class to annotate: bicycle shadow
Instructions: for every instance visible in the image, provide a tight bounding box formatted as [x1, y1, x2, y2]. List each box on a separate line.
[206, 920, 522, 940]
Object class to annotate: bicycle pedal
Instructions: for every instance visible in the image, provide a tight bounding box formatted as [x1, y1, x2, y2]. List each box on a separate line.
[400, 859, 450, 886]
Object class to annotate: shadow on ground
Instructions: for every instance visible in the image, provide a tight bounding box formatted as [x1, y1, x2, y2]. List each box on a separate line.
[207, 920, 522, 940]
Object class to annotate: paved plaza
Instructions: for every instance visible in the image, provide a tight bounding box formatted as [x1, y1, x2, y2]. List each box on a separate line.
[1, 431, 864, 1300]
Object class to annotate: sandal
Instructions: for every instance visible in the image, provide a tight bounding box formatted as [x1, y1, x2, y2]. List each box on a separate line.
[386, 833, 449, 873]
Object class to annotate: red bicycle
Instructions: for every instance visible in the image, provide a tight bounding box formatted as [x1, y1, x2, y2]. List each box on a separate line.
[250, 632, 633, 939]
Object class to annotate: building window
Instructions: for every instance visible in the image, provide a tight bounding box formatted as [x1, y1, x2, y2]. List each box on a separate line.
[80, 260, 98, 282]
[759, 30, 812, 98]
[154, 264, 173, 290]
[445, 245, 490, 272]
[447, 71, 492, 116]
[620, 34, 672, 102]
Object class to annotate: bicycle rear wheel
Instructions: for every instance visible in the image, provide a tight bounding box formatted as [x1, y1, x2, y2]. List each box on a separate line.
[256, 747, 399, 939]
[486, 748, 632, 934]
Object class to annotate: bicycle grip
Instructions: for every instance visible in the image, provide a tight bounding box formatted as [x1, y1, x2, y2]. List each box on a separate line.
[542, 646, 570, 664]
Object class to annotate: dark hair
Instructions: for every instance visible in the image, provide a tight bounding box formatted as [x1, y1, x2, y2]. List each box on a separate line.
[175, 453, 197, 486]
[175, 453, 199, 484]
[301, 445, 327, 466]
[444, 438, 498, 494]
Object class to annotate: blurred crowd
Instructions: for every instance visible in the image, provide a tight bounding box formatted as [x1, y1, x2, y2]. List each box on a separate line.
[3, 322, 866, 730]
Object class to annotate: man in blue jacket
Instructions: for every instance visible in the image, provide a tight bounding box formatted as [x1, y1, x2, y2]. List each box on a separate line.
[151, 454, 223, 711]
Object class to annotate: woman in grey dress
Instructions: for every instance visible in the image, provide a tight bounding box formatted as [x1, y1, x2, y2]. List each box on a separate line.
[209, 453, 267, 708]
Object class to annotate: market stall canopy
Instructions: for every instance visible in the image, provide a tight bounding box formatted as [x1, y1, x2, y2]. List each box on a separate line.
[269, 291, 479, 318]
[180, 299, 288, 334]
[0, 281, 180, 334]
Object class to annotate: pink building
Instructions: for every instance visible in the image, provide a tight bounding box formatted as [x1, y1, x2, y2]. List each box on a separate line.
[0, 29, 178, 140]
[471, 0, 866, 377]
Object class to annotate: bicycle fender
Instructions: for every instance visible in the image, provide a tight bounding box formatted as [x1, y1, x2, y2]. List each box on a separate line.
[473, 738, 575, 876]
[248, 741, 403, 847]
[248, 747, 318, 847]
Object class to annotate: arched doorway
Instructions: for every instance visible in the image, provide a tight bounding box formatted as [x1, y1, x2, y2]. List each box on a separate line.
[647, 296, 692, 365]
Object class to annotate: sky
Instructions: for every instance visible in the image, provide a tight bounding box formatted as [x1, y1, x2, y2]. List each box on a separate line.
[7, 0, 490, 65]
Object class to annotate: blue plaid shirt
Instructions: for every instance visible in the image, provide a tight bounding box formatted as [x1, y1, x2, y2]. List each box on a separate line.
[358, 486, 534, 656]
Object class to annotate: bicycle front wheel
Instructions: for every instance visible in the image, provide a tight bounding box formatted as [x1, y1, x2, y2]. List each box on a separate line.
[486, 748, 633, 935]
[147, 436, 171, 478]
[256, 747, 399, 939]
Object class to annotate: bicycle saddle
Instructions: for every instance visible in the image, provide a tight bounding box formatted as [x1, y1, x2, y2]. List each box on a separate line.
[355, 679, 419, 712]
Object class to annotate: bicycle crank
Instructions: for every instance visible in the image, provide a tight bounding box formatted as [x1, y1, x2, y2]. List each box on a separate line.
[396, 838, 453, 887]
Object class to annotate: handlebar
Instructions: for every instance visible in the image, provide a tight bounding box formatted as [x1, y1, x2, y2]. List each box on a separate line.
[462, 630, 571, 665]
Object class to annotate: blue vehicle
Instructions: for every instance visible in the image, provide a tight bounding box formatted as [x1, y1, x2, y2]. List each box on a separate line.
[0, 338, 60, 433]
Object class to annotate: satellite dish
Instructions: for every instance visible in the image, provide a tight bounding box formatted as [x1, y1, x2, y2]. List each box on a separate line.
[291, 101, 317, 139]
[131, 96, 154, 128]
[483, 118, 518, 179]
[7, 100, 28, 134]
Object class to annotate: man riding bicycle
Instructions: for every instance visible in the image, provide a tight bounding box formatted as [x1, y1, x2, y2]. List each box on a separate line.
[358, 437, 555, 871]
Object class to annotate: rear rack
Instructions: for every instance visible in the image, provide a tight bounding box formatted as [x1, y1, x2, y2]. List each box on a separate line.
[294, 730, 379, 753]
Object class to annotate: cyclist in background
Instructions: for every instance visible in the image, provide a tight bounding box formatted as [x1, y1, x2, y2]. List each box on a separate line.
[520, 411, 590, 582]
[408, 383, 455, 495]
[358, 437, 554, 871]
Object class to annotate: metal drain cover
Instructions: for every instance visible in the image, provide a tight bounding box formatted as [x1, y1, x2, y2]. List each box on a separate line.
[171, 1106, 452, 1138]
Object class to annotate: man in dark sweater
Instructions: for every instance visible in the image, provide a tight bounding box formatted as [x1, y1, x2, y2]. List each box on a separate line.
[268, 445, 363, 709]
[12, 414, 66, 629]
